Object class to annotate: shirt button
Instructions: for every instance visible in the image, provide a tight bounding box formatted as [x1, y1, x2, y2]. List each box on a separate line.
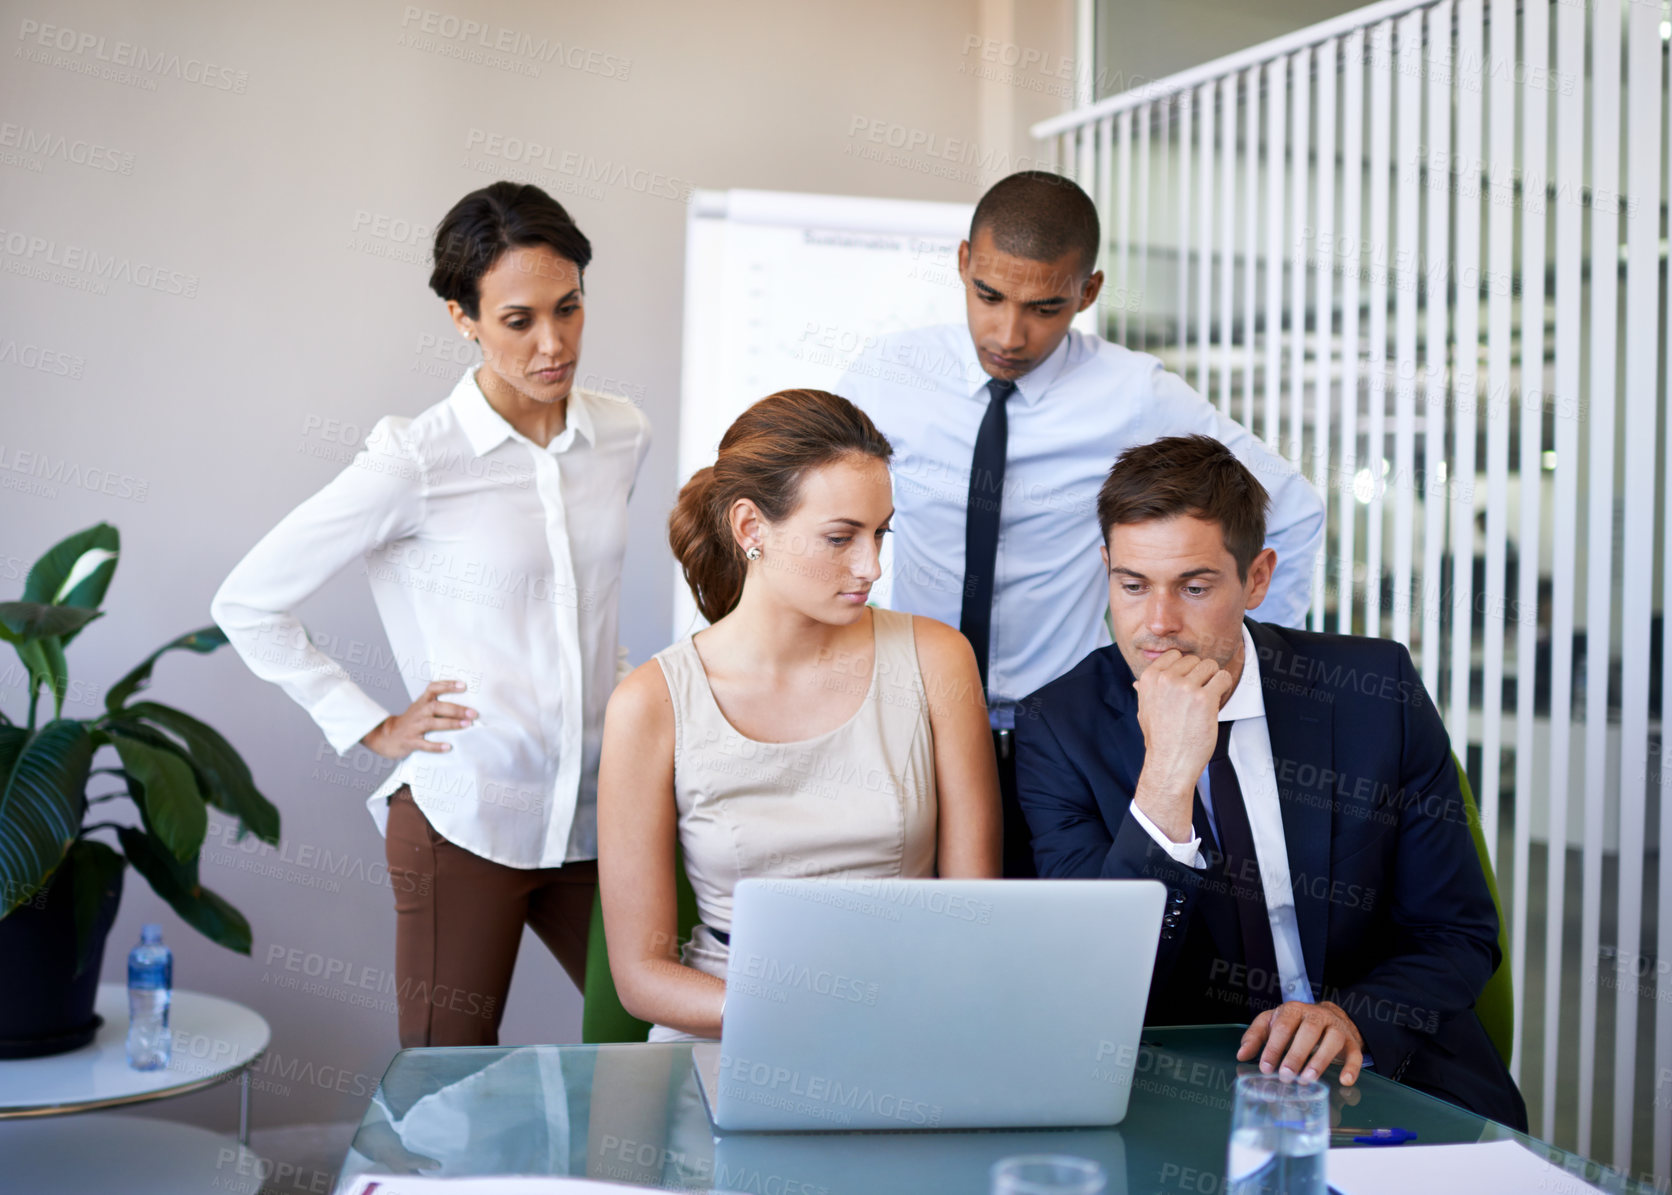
[1169, 890, 1187, 905]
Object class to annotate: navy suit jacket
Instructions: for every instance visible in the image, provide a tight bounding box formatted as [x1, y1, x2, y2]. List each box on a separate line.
[1013, 618, 1526, 1129]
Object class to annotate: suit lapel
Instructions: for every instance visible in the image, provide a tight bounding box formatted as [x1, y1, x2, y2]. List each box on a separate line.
[1249, 620, 1334, 989]
[1099, 654, 1154, 816]
[1098, 647, 1144, 787]
[1100, 647, 1136, 722]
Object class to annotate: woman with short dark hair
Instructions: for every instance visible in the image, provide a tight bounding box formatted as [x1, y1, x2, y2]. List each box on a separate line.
[597, 389, 1001, 1041]
[213, 182, 650, 1046]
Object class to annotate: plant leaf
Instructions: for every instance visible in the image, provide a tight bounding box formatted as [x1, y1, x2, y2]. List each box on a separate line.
[108, 729, 206, 862]
[0, 721, 91, 918]
[96, 722, 194, 841]
[14, 638, 64, 718]
[1, 605, 87, 717]
[102, 719, 208, 819]
[115, 825, 251, 955]
[0, 602, 102, 643]
[125, 702, 280, 845]
[105, 626, 228, 714]
[37, 636, 68, 720]
[65, 837, 125, 976]
[22, 524, 120, 642]
[54, 548, 118, 609]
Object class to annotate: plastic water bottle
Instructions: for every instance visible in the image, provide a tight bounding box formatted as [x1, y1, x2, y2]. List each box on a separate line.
[126, 924, 173, 1070]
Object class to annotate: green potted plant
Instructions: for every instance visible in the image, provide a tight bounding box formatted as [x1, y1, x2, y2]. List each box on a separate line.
[0, 523, 279, 1058]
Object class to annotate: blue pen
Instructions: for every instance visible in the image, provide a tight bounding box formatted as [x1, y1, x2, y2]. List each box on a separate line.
[1332, 1125, 1417, 1145]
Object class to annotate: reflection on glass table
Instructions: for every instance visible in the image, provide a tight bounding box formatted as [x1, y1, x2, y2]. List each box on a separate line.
[338, 1026, 1655, 1195]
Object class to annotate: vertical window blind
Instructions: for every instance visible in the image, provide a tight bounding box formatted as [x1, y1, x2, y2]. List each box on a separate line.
[1037, 0, 1669, 1183]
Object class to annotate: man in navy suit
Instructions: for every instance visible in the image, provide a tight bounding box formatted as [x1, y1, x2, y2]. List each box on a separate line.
[1014, 434, 1526, 1128]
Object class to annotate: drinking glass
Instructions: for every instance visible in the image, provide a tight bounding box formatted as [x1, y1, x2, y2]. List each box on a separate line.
[1226, 1074, 1329, 1195]
[990, 1154, 1107, 1195]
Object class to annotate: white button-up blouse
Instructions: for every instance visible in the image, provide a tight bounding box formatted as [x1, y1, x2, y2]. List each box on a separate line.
[212, 368, 651, 868]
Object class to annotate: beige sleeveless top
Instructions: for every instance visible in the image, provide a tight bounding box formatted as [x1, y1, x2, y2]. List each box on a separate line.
[652, 605, 938, 993]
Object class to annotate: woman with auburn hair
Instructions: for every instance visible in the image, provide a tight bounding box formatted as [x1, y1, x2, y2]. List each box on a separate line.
[598, 389, 1002, 1040]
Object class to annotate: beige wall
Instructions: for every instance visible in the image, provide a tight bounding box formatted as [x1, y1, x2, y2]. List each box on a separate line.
[0, 0, 1071, 1134]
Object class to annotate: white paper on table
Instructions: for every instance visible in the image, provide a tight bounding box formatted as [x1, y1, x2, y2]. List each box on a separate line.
[345, 1178, 644, 1195]
[1327, 1138, 1608, 1195]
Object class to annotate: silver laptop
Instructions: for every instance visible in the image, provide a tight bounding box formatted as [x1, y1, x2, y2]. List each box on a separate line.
[693, 877, 1165, 1132]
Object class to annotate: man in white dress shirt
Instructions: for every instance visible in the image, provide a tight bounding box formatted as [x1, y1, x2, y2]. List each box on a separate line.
[839, 171, 1324, 876]
[1014, 435, 1525, 1128]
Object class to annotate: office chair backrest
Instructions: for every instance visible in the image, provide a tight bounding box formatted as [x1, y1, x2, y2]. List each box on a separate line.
[1454, 753, 1515, 1067]
[581, 849, 701, 1043]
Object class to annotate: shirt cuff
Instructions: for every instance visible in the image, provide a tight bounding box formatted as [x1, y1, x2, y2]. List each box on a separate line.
[312, 680, 394, 755]
[1130, 803, 1207, 869]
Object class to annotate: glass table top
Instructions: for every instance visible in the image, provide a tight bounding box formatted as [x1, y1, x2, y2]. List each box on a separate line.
[340, 1026, 1654, 1193]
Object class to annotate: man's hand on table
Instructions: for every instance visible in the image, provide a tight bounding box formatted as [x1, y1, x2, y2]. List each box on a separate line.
[1237, 1000, 1366, 1085]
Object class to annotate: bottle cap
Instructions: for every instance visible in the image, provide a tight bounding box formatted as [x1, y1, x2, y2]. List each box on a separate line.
[140, 924, 163, 944]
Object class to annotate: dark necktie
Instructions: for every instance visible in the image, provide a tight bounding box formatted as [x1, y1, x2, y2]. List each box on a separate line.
[959, 377, 1016, 694]
[1208, 720, 1282, 1014]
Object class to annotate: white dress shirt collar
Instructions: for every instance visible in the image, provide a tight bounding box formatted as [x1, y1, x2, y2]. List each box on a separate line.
[955, 325, 1074, 408]
[1219, 623, 1265, 723]
[448, 368, 596, 456]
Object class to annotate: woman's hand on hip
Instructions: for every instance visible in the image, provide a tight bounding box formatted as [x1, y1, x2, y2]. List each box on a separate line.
[362, 680, 477, 759]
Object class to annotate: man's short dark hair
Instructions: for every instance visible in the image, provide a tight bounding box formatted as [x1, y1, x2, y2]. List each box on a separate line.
[969, 171, 1101, 277]
[1097, 435, 1270, 580]
[429, 181, 592, 319]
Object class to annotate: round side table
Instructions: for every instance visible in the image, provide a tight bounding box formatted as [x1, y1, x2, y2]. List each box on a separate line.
[0, 984, 270, 1143]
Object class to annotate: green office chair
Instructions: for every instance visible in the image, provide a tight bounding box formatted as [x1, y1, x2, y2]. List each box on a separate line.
[1454, 752, 1515, 1067]
[581, 849, 702, 1043]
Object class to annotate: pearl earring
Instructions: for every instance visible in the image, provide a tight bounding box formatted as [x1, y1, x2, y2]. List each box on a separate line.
[745, 546, 762, 561]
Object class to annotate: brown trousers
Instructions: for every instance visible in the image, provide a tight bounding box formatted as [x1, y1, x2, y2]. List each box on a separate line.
[384, 786, 597, 1047]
